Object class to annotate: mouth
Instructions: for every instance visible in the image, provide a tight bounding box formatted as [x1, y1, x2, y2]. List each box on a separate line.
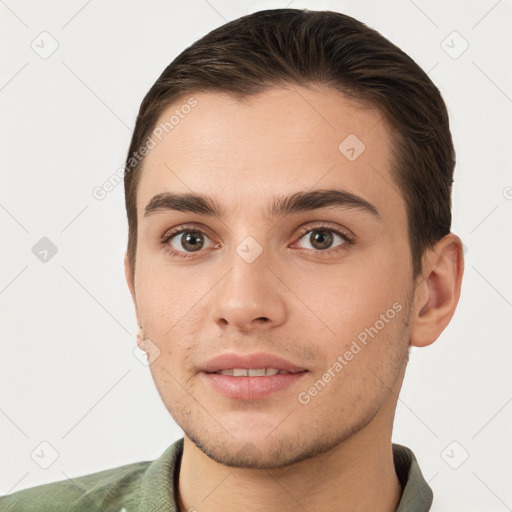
[210, 368, 305, 377]
[201, 352, 309, 400]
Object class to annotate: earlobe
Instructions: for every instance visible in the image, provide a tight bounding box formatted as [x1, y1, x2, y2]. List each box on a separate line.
[136, 325, 146, 351]
[410, 233, 464, 347]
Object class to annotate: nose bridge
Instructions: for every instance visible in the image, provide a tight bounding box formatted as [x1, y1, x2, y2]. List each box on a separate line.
[211, 234, 287, 331]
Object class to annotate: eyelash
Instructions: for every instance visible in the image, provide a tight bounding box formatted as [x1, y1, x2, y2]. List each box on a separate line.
[159, 222, 355, 259]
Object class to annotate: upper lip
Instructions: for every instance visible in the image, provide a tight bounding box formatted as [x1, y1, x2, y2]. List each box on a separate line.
[202, 352, 308, 373]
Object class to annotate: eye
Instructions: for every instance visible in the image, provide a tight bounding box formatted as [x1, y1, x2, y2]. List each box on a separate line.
[160, 225, 217, 258]
[160, 222, 354, 260]
[294, 222, 353, 254]
[171, 230, 212, 252]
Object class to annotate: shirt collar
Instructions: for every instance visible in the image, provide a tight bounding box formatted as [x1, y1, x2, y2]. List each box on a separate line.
[138, 439, 433, 512]
[393, 443, 433, 511]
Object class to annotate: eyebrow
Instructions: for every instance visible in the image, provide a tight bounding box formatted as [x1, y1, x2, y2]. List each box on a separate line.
[144, 189, 380, 219]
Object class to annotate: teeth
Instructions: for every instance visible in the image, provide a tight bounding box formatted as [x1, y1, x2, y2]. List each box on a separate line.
[248, 368, 267, 376]
[216, 368, 289, 376]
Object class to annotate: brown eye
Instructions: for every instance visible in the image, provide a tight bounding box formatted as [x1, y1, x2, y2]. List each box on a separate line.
[170, 230, 211, 253]
[297, 228, 347, 251]
[309, 230, 334, 250]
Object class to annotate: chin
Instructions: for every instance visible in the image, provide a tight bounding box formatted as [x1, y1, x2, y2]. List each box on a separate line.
[184, 426, 355, 470]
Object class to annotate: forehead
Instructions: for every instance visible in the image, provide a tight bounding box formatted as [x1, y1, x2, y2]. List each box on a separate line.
[136, 85, 405, 224]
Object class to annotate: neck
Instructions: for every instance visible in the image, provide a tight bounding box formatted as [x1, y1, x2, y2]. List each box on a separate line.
[177, 413, 402, 512]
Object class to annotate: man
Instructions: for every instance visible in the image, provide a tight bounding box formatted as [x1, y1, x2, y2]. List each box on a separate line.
[1, 8, 463, 512]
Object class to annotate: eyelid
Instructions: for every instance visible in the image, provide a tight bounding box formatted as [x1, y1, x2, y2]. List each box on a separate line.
[160, 220, 355, 258]
[293, 221, 355, 243]
[160, 223, 215, 242]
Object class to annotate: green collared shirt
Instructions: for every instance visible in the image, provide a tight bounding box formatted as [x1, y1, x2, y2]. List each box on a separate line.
[0, 439, 432, 511]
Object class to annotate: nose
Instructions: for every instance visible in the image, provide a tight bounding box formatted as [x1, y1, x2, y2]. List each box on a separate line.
[211, 246, 288, 334]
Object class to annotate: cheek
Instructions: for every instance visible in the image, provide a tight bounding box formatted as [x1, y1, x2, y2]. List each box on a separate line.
[134, 263, 213, 374]
[135, 265, 205, 335]
[288, 253, 411, 403]
[291, 254, 408, 340]
[302, 300, 409, 412]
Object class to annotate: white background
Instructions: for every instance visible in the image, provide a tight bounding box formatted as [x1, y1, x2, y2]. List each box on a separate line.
[1, 0, 511, 510]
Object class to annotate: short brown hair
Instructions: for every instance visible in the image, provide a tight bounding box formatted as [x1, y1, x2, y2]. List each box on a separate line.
[124, 8, 454, 278]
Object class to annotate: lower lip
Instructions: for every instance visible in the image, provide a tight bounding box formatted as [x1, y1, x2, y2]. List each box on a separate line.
[203, 372, 307, 400]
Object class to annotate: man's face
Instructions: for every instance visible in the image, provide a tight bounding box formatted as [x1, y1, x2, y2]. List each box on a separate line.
[127, 85, 416, 468]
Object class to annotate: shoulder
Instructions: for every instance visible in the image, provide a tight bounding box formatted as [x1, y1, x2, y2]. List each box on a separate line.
[0, 459, 151, 512]
[0, 439, 185, 512]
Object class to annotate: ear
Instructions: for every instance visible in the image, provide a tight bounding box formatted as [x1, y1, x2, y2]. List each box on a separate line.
[124, 252, 136, 307]
[124, 253, 143, 349]
[410, 233, 464, 347]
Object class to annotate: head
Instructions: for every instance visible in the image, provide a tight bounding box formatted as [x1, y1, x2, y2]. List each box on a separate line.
[124, 9, 463, 469]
